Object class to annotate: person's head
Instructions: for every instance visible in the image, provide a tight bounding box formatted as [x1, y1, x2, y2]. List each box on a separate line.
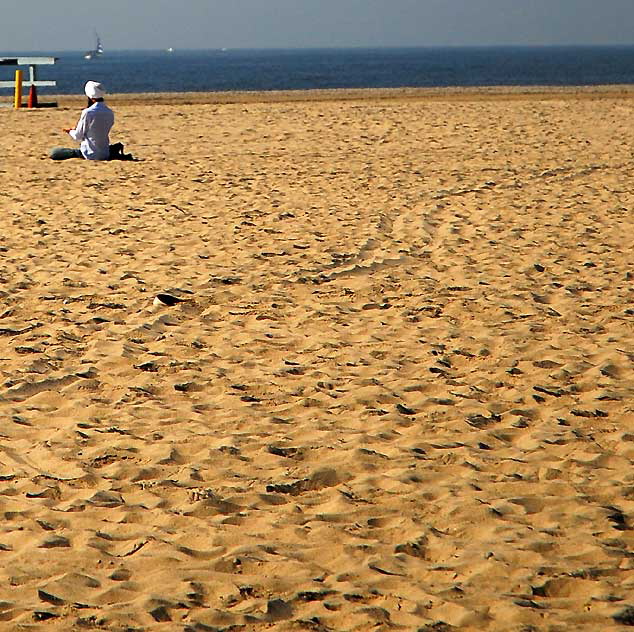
[84, 80, 106, 105]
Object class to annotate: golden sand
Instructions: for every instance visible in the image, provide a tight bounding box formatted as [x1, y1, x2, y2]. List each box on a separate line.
[0, 88, 633, 630]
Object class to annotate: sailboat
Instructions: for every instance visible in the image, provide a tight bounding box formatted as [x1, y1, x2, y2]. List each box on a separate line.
[84, 32, 104, 60]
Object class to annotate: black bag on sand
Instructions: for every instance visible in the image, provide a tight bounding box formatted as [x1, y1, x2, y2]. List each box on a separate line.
[108, 142, 136, 161]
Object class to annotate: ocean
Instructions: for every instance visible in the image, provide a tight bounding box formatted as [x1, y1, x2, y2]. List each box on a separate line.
[2, 46, 634, 95]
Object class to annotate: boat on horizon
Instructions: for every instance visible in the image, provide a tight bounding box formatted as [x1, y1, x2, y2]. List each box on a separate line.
[84, 32, 104, 60]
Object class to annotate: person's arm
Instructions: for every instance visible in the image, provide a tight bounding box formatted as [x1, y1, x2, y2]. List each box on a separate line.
[66, 110, 88, 141]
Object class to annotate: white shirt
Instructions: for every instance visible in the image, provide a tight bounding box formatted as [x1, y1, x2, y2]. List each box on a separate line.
[69, 101, 115, 161]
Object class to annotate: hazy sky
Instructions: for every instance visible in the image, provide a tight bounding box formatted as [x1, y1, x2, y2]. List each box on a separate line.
[2, 0, 634, 51]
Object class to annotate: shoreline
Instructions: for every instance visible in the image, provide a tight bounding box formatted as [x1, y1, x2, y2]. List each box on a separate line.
[27, 83, 634, 107]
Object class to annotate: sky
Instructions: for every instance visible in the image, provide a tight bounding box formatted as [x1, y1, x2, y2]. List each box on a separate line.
[2, 0, 634, 52]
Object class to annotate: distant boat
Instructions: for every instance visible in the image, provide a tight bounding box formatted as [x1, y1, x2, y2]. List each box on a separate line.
[84, 32, 104, 60]
[166, 47, 174, 53]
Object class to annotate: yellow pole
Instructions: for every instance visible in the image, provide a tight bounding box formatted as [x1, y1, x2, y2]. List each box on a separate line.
[14, 70, 23, 109]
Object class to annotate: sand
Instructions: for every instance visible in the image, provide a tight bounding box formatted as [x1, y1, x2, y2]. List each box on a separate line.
[0, 87, 633, 631]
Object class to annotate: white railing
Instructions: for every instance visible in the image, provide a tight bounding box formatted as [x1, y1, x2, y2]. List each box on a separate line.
[0, 57, 57, 108]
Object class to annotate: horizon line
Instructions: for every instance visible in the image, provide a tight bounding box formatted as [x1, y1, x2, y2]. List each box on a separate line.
[3, 42, 634, 54]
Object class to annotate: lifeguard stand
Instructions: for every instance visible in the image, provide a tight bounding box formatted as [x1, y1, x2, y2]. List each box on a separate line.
[0, 57, 58, 108]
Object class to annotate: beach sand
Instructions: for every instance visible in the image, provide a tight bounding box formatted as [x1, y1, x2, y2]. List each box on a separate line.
[0, 87, 633, 630]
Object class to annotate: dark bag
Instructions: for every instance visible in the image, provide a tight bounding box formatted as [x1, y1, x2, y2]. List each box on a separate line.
[109, 142, 136, 161]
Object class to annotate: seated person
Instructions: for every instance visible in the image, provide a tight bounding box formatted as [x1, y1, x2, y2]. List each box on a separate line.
[50, 81, 132, 161]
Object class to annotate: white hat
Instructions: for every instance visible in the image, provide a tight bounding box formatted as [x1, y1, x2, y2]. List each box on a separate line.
[84, 80, 105, 99]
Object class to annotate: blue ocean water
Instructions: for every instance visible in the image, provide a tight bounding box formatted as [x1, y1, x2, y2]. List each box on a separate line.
[2, 46, 634, 95]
